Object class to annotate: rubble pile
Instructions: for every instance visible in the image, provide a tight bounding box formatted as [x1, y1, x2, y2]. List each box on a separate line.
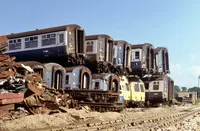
[0, 36, 78, 116]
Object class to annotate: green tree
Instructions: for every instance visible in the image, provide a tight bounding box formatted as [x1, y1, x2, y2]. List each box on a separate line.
[181, 87, 187, 91]
[174, 85, 181, 98]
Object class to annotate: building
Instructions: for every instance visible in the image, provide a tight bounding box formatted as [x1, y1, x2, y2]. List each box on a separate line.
[178, 91, 198, 104]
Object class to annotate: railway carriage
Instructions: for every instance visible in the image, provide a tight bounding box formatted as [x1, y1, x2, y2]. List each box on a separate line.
[65, 66, 92, 90]
[145, 75, 174, 105]
[131, 43, 154, 77]
[43, 63, 66, 90]
[154, 47, 170, 74]
[85, 34, 114, 73]
[119, 75, 146, 107]
[113, 40, 131, 75]
[5, 24, 85, 66]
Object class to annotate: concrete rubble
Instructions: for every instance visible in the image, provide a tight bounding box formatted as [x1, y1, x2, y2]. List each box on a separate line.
[0, 36, 78, 117]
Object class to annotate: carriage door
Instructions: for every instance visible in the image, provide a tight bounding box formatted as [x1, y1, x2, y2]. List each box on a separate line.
[110, 77, 119, 92]
[165, 52, 169, 72]
[147, 47, 150, 70]
[125, 46, 131, 67]
[108, 40, 113, 63]
[162, 50, 166, 73]
[168, 79, 174, 101]
[150, 49, 154, 70]
[54, 70, 62, 90]
[105, 39, 110, 62]
[77, 29, 84, 54]
[82, 73, 90, 89]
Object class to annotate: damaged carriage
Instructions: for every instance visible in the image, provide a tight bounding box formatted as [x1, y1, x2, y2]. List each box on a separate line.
[6, 24, 86, 66]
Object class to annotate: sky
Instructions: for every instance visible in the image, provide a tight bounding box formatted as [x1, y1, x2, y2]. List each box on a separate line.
[0, 0, 200, 88]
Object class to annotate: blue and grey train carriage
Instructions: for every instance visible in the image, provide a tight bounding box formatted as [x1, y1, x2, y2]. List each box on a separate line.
[154, 47, 170, 74]
[131, 43, 154, 77]
[43, 63, 66, 90]
[84, 34, 114, 73]
[5, 24, 85, 66]
[65, 66, 92, 90]
[145, 75, 174, 106]
[113, 40, 131, 75]
[91, 73, 119, 92]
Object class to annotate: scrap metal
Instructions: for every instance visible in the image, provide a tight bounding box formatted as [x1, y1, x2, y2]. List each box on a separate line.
[0, 37, 77, 116]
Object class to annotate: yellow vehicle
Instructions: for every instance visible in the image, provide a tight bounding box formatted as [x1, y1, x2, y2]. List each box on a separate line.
[119, 75, 145, 107]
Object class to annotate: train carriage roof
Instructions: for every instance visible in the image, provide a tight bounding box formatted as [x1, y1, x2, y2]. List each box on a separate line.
[86, 34, 113, 41]
[114, 40, 129, 45]
[154, 47, 168, 53]
[131, 43, 153, 49]
[6, 24, 83, 39]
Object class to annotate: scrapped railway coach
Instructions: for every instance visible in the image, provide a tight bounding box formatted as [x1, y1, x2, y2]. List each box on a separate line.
[154, 47, 170, 74]
[131, 43, 154, 77]
[113, 40, 131, 75]
[145, 75, 174, 105]
[119, 76, 145, 107]
[5, 24, 85, 66]
[85, 34, 114, 73]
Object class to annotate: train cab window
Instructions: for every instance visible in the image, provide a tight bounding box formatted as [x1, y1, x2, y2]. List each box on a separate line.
[25, 36, 38, 48]
[135, 51, 140, 59]
[59, 34, 64, 43]
[95, 82, 100, 90]
[86, 41, 93, 52]
[153, 85, 159, 90]
[66, 75, 69, 84]
[134, 84, 140, 92]
[140, 84, 144, 92]
[125, 83, 130, 91]
[42, 33, 56, 46]
[9, 39, 21, 50]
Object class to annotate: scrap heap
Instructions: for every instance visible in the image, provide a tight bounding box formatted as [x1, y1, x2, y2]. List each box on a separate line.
[0, 36, 78, 117]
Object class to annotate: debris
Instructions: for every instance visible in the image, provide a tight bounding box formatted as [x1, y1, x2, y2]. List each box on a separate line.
[0, 36, 8, 53]
[0, 37, 78, 116]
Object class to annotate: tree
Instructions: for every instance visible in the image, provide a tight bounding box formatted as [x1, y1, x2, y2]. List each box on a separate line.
[181, 87, 187, 91]
[174, 85, 181, 98]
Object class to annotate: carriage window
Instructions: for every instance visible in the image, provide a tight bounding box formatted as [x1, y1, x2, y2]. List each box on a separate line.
[94, 82, 99, 90]
[134, 84, 140, 92]
[86, 41, 93, 52]
[125, 83, 130, 91]
[153, 85, 159, 90]
[59, 34, 64, 43]
[135, 51, 140, 59]
[9, 39, 21, 50]
[153, 81, 159, 90]
[66, 75, 69, 84]
[42, 33, 56, 46]
[25, 36, 38, 48]
[140, 84, 144, 92]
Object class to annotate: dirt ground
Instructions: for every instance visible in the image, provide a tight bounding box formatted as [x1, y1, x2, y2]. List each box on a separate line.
[0, 104, 200, 131]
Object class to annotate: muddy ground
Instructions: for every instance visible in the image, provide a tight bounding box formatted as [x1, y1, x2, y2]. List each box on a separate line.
[0, 104, 199, 131]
